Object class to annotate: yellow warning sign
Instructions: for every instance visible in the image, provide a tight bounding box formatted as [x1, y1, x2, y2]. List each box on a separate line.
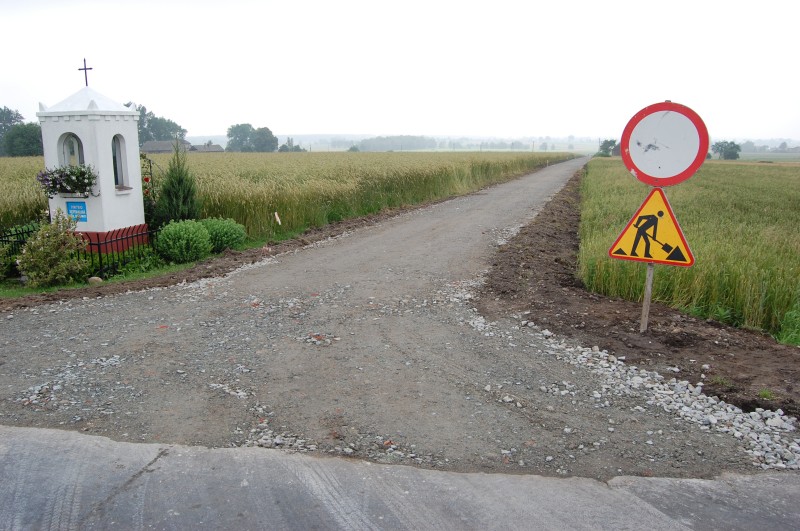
[608, 188, 694, 267]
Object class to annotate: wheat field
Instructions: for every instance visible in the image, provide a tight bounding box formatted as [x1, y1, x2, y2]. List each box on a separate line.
[3, 151, 570, 238]
[579, 158, 800, 341]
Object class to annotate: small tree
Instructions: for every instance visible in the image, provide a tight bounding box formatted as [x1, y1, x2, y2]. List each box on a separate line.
[711, 141, 741, 160]
[226, 123, 255, 152]
[226, 124, 278, 152]
[153, 141, 200, 228]
[597, 139, 617, 157]
[252, 127, 279, 152]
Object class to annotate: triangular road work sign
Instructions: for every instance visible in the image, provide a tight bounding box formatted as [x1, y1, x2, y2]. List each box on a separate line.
[608, 188, 694, 267]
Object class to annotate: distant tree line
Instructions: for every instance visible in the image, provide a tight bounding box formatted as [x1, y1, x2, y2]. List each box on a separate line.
[278, 137, 306, 152]
[740, 140, 797, 153]
[0, 101, 304, 156]
[1, 101, 192, 157]
[594, 139, 750, 160]
[0, 106, 42, 156]
[125, 103, 187, 145]
[10, 98, 788, 161]
[0, 102, 190, 156]
[358, 135, 437, 152]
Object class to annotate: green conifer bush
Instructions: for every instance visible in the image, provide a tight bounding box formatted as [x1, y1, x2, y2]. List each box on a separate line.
[153, 142, 200, 228]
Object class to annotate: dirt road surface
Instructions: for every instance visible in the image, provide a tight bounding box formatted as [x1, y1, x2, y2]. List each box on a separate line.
[2, 156, 796, 482]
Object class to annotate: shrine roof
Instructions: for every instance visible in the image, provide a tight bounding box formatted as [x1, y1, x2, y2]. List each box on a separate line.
[39, 87, 133, 114]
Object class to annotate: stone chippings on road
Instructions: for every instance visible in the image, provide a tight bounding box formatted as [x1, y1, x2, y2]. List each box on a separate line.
[2, 240, 798, 477]
[531, 338, 799, 471]
[244, 262, 796, 472]
[444, 275, 799, 472]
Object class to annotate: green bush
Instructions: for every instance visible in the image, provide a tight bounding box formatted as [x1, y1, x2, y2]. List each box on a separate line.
[200, 218, 247, 253]
[0, 221, 40, 279]
[0, 243, 12, 280]
[154, 219, 212, 263]
[153, 143, 200, 229]
[109, 247, 166, 278]
[17, 210, 88, 287]
[0, 222, 41, 278]
[777, 306, 800, 346]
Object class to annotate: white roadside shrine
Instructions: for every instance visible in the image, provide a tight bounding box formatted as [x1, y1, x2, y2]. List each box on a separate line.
[37, 85, 147, 248]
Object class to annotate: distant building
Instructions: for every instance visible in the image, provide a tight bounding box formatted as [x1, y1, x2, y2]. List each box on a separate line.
[141, 139, 224, 153]
[140, 139, 191, 153]
[191, 142, 224, 153]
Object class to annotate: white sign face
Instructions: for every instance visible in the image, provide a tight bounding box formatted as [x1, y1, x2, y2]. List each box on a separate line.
[627, 111, 700, 179]
[620, 101, 709, 187]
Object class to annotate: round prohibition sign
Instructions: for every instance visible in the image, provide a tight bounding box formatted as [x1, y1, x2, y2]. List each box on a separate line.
[620, 101, 709, 187]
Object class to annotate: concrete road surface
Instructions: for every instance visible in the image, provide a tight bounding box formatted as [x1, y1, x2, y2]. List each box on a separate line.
[1, 426, 798, 530]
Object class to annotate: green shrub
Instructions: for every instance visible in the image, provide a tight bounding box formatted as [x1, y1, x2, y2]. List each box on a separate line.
[0, 221, 41, 278]
[0, 243, 12, 280]
[109, 247, 166, 278]
[153, 143, 200, 228]
[154, 219, 212, 263]
[17, 210, 88, 287]
[200, 217, 247, 253]
[0, 221, 39, 279]
[777, 306, 800, 346]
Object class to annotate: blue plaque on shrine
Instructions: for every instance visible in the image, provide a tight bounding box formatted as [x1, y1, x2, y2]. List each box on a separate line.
[66, 201, 87, 222]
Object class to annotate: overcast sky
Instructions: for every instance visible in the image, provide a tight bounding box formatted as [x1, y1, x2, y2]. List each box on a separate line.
[3, 0, 798, 142]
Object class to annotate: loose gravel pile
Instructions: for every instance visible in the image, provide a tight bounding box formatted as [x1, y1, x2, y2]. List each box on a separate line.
[459, 281, 799, 472]
[539, 337, 799, 471]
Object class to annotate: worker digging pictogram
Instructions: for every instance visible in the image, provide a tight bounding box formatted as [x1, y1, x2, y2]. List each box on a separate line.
[608, 187, 694, 267]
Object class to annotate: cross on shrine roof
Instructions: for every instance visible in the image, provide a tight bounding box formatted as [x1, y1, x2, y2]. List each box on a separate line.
[78, 58, 92, 87]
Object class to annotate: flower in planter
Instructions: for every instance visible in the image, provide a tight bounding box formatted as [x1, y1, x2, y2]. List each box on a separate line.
[36, 164, 99, 198]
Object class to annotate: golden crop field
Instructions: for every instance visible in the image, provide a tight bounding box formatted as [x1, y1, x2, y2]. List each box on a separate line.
[150, 151, 572, 239]
[0, 156, 48, 229]
[579, 158, 800, 342]
[3, 152, 798, 342]
[2, 151, 571, 237]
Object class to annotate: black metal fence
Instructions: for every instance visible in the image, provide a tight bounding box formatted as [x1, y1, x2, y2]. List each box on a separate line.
[0, 223, 158, 278]
[82, 225, 158, 277]
[0, 223, 39, 256]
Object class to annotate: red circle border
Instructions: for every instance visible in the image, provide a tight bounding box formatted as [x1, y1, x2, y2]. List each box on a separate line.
[620, 101, 709, 187]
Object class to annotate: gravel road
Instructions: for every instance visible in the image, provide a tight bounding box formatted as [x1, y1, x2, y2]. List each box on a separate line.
[2, 156, 797, 481]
